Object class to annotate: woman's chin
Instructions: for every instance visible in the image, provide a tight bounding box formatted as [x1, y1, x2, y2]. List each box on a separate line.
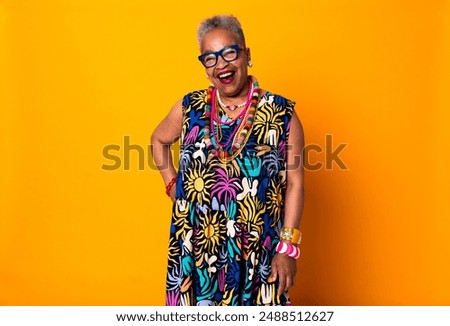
[214, 77, 248, 98]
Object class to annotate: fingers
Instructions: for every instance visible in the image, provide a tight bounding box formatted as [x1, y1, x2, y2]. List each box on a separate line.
[277, 270, 296, 296]
[284, 275, 294, 295]
[287, 275, 294, 289]
[277, 269, 286, 296]
[268, 266, 278, 283]
[271, 254, 297, 296]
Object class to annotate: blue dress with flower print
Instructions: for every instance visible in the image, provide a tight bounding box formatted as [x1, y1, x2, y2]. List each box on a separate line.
[166, 88, 295, 306]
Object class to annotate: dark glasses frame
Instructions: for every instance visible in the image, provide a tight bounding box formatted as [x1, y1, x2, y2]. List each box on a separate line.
[198, 44, 243, 68]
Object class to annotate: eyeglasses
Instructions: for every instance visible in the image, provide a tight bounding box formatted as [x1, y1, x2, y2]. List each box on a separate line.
[198, 44, 243, 68]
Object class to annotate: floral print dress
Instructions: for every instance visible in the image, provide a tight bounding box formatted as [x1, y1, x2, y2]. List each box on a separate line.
[166, 88, 295, 306]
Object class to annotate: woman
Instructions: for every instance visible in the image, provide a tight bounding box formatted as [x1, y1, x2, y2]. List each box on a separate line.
[151, 15, 304, 306]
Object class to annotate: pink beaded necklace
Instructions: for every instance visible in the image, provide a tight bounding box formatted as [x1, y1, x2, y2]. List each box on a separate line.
[203, 77, 260, 162]
[212, 82, 254, 126]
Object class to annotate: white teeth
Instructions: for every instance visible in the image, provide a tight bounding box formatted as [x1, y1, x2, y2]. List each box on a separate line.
[219, 72, 234, 79]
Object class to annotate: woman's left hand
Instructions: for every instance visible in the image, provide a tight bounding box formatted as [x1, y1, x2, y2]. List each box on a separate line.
[269, 252, 298, 296]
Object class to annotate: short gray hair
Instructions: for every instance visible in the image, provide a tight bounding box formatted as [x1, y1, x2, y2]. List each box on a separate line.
[197, 15, 246, 47]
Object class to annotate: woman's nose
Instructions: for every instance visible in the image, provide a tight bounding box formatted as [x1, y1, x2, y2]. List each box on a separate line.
[215, 55, 229, 69]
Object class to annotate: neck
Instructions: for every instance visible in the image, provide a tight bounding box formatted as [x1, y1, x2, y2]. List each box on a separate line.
[218, 77, 252, 106]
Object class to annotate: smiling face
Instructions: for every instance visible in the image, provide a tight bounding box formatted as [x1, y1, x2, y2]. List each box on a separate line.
[200, 28, 250, 100]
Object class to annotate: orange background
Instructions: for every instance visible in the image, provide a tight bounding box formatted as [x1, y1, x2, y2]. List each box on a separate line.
[1, 0, 449, 305]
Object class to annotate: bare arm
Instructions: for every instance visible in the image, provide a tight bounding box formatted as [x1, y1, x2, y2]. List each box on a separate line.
[283, 110, 305, 228]
[150, 98, 183, 201]
[270, 110, 305, 296]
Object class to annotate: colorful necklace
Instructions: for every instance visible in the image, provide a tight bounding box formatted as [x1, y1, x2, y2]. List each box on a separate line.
[210, 81, 253, 147]
[216, 90, 246, 111]
[203, 77, 260, 162]
[213, 82, 254, 125]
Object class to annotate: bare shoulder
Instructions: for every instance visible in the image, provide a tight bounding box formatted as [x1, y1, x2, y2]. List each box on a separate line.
[291, 109, 304, 134]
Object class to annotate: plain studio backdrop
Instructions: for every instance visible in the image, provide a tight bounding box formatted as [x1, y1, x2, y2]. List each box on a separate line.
[0, 0, 449, 305]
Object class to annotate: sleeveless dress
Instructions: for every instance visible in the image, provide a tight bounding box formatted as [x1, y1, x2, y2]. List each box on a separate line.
[166, 87, 295, 306]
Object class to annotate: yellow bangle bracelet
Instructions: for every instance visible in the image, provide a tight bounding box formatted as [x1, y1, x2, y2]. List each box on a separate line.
[280, 227, 302, 245]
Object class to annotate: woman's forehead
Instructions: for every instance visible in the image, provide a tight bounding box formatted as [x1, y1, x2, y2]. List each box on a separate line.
[200, 28, 240, 52]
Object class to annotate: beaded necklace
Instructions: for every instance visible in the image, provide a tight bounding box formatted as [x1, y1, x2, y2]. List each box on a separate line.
[213, 81, 254, 125]
[216, 90, 246, 111]
[211, 81, 253, 144]
[203, 77, 260, 162]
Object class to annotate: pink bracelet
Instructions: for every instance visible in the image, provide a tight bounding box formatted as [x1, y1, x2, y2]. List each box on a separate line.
[275, 241, 301, 259]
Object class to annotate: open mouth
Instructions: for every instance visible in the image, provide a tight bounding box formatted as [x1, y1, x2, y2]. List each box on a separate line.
[217, 71, 235, 84]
